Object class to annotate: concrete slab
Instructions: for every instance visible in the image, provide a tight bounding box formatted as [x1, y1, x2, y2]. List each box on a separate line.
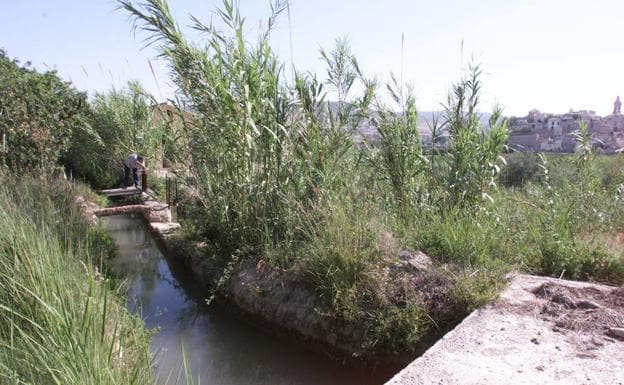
[100, 187, 141, 197]
[149, 222, 181, 238]
[386, 275, 624, 385]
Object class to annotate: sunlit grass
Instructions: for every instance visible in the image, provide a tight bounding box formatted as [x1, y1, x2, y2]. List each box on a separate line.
[0, 174, 152, 385]
[117, 0, 624, 357]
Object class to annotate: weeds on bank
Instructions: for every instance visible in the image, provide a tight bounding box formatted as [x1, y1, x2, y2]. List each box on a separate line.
[0, 173, 152, 385]
[118, 0, 624, 356]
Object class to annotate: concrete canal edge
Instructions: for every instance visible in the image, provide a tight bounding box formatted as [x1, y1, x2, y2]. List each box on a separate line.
[75, 195, 181, 241]
[385, 275, 624, 385]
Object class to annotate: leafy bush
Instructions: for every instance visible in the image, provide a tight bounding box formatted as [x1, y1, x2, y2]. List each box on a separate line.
[595, 153, 624, 189]
[0, 49, 89, 173]
[539, 239, 624, 282]
[499, 152, 542, 187]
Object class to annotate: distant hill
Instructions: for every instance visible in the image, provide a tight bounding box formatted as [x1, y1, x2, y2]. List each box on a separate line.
[321, 101, 493, 143]
[357, 109, 493, 144]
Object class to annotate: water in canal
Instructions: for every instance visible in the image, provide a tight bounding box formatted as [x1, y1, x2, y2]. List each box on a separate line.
[102, 214, 393, 385]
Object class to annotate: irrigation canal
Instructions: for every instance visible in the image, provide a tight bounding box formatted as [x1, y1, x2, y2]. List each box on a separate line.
[102, 214, 393, 385]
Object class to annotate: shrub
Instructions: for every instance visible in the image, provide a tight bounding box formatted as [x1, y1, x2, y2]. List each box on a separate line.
[539, 238, 624, 282]
[0, 49, 89, 173]
[499, 152, 542, 187]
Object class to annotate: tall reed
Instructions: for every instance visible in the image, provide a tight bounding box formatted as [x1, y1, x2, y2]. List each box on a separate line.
[365, 74, 426, 218]
[441, 64, 508, 209]
[118, 0, 373, 253]
[67, 82, 167, 189]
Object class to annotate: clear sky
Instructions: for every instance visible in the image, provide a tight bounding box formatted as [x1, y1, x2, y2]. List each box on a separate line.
[2, 0, 623, 116]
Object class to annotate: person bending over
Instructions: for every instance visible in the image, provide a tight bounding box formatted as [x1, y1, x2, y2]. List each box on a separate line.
[122, 153, 147, 189]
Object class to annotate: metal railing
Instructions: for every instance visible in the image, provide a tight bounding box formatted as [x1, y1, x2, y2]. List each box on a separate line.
[165, 174, 178, 207]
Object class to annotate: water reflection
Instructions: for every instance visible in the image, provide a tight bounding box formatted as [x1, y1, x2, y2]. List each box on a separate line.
[102, 215, 391, 385]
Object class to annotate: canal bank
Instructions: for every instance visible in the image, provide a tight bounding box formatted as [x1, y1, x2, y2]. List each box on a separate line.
[78, 192, 466, 382]
[80, 194, 624, 385]
[79, 194, 437, 370]
[102, 214, 394, 384]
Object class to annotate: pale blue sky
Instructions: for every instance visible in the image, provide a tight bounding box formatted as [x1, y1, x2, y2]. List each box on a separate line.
[1, 0, 623, 116]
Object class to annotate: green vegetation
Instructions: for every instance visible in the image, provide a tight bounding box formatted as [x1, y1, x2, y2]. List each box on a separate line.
[0, 49, 156, 382]
[0, 49, 89, 173]
[1, 0, 623, 365]
[0, 48, 171, 190]
[117, 0, 624, 356]
[67, 82, 168, 189]
[0, 172, 152, 384]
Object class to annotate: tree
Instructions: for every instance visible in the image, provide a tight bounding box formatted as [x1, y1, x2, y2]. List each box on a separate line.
[0, 49, 88, 173]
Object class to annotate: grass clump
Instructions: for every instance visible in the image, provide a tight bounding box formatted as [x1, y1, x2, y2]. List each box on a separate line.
[0, 172, 152, 385]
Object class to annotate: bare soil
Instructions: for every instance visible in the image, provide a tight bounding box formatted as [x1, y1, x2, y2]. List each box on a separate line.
[533, 283, 624, 356]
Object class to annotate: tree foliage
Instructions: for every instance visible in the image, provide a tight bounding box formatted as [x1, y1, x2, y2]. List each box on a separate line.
[0, 49, 88, 173]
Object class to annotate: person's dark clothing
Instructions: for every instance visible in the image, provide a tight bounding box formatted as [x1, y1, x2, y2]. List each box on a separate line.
[123, 163, 139, 188]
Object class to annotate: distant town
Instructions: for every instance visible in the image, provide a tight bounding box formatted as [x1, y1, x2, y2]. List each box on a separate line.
[506, 97, 624, 153]
[360, 99, 624, 153]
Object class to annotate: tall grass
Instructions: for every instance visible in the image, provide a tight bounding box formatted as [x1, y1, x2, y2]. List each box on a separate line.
[117, 0, 624, 356]
[0, 173, 152, 385]
[66, 82, 167, 189]
[120, 0, 290, 251]
[364, 75, 426, 219]
[440, 64, 508, 208]
[118, 0, 374, 254]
